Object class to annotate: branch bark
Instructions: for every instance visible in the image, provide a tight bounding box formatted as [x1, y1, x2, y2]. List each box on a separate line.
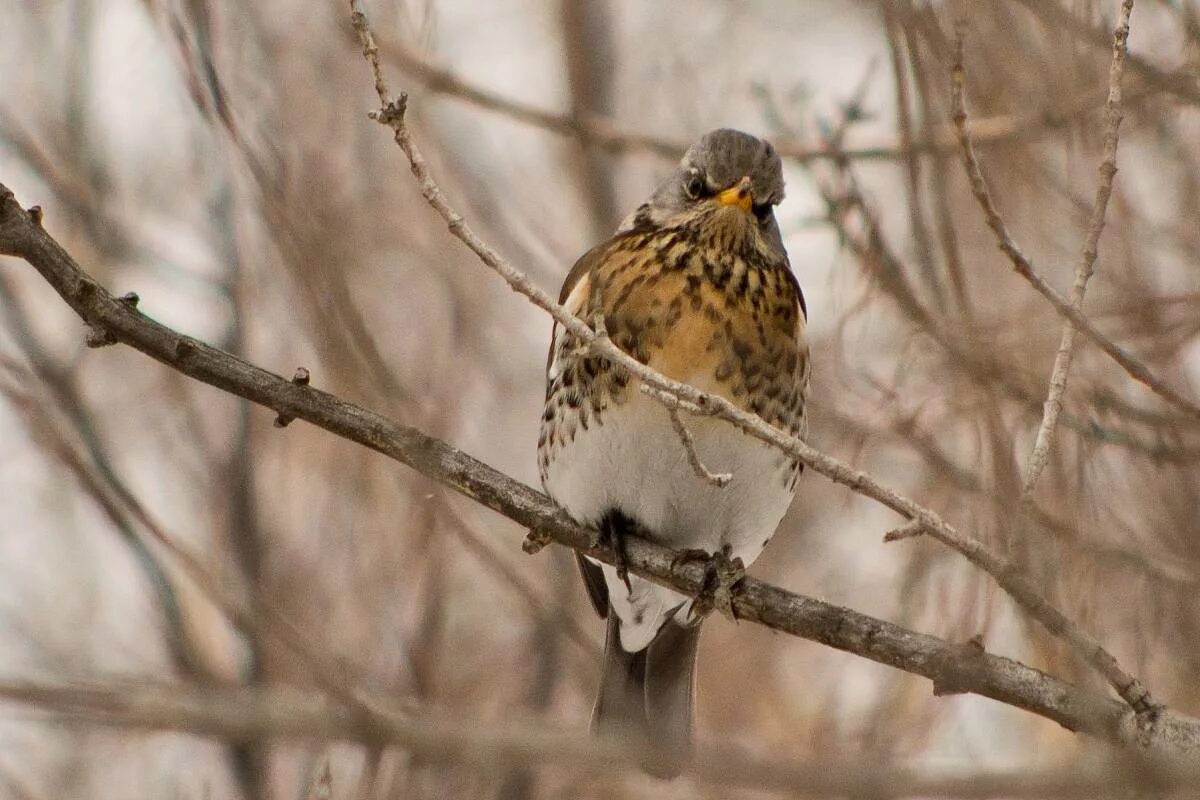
[4, 182, 1200, 766]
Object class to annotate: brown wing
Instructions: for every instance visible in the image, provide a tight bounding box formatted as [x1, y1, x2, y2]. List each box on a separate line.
[545, 240, 612, 371]
[783, 257, 808, 321]
[545, 240, 618, 618]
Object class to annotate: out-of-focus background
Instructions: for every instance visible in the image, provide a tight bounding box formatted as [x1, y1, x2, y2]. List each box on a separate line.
[2, 0, 1200, 797]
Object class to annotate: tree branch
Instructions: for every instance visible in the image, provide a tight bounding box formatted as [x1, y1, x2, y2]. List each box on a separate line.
[1010, 0, 1200, 107]
[818, 167, 1191, 462]
[3, 179, 1200, 765]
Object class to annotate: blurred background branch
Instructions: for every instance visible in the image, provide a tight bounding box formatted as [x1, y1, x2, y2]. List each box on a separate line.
[0, 678, 1196, 799]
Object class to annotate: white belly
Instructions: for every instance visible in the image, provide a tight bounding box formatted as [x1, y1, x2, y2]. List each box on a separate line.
[542, 389, 797, 651]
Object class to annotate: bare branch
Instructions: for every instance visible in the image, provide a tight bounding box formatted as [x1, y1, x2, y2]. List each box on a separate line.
[818, 168, 1191, 462]
[4, 182, 1200, 760]
[1012, 1, 1135, 494]
[644, 385, 733, 488]
[884, 520, 926, 543]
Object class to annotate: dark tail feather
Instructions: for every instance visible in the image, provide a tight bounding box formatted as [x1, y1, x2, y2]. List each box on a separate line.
[592, 612, 701, 779]
[592, 613, 647, 736]
[644, 618, 701, 777]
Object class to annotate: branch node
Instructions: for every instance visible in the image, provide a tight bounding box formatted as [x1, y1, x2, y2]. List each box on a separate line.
[1121, 677, 1160, 716]
[79, 285, 118, 349]
[274, 367, 312, 428]
[371, 93, 408, 127]
[588, 306, 609, 342]
[27, 206, 43, 227]
[1134, 701, 1164, 747]
[883, 519, 925, 543]
[118, 291, 140, 309]
[931, 634, 988, 697]
[84, 325, 117, 349]
[174, 338, 196, 360]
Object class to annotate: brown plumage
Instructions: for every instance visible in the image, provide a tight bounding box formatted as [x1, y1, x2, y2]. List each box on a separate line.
[537, 129, 810, 777]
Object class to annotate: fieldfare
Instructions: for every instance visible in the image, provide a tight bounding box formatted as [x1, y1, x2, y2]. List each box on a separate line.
[538, 128, 809, 775]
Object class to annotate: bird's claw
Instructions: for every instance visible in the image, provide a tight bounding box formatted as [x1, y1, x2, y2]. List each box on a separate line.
[684, 544, 746, 622]
[598, 520, 633, 595]
[670, 548, 713, 571]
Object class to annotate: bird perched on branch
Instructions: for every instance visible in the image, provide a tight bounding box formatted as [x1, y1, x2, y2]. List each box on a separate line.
[538, 128, 809, 776]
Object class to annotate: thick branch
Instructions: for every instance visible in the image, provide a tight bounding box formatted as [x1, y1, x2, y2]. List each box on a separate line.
[3, 183, 1200, 764]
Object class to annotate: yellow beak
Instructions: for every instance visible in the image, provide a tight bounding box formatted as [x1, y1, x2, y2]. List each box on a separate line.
[716, 175, 754, 213]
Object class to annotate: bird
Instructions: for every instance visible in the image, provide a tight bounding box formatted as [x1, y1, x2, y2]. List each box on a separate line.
[537, 128, 809, 776]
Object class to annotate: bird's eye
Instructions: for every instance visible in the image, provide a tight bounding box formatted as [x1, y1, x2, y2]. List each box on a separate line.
[683, 171, 706, 200]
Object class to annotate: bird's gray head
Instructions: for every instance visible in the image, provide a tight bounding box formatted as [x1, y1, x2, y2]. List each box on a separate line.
[620, 128, 786, 257]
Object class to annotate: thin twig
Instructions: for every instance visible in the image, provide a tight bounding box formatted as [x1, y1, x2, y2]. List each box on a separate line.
[644, 386, 733, 487]
[345, 1, 1157, 714]
[884, 520, 926, 543]
[1009, 2, 1133, 494]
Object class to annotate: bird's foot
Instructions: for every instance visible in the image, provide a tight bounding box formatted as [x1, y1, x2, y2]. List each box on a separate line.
[678, 544, 746, 622]
[598, 514, 634, 595]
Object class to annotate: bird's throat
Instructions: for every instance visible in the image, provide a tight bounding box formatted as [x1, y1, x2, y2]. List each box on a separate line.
[696, 204, 759, 257]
